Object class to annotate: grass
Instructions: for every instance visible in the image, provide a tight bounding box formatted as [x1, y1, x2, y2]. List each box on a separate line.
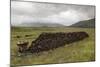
[11, 27, 95, 66]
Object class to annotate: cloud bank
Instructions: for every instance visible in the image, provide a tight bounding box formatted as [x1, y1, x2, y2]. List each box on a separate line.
[11, 1, 95, 26]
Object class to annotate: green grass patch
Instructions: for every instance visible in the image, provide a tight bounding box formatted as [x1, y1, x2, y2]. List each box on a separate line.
[11, 27, 95, 66]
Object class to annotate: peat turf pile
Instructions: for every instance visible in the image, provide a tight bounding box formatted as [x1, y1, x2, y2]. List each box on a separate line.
[17, 41, 29, 53]
[27, 32, 89, 53]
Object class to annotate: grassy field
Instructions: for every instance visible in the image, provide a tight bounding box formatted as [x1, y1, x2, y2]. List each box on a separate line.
[11, 27, 95, 66]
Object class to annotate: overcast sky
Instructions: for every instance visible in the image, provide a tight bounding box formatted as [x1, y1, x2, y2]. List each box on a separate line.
[11, 0, 95, 26]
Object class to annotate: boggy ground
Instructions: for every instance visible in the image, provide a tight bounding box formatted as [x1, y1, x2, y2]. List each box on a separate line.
[11, 27, 95, 66]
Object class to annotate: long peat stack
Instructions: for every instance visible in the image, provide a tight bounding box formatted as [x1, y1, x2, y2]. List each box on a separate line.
[17, 32, 89, 53]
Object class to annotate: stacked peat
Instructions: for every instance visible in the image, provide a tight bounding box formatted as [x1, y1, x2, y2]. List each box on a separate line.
[17, 41, 29, 53]
[27, 32, 89, 53]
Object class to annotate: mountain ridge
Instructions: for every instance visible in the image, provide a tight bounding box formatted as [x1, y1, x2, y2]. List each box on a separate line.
[70, 18, 95, 28]
[14, 22, 65, 27]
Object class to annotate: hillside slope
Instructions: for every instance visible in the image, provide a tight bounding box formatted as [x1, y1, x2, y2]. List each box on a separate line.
[16, 22, 65, 27]
[70, 18, 95, 28]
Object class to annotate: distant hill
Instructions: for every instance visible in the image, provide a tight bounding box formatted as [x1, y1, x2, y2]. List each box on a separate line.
[70, 18, 95, 28]
[16, 22, 65, 27]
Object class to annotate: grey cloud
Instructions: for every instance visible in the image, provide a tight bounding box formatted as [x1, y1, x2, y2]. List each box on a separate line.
[11, 1, 69, 17]
[11, 1, 95, 26]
